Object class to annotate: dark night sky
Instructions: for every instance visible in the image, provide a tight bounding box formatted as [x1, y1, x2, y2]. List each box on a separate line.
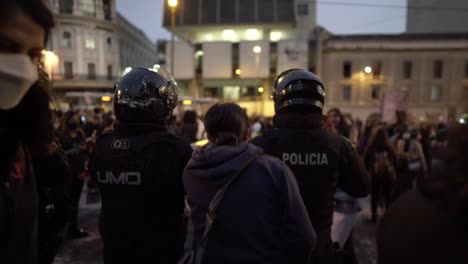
[116, 0, 407, 42]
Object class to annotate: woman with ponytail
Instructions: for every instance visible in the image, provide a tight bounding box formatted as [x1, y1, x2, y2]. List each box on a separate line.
[182, 103, 316, 264]
[377, 123, 468, 263]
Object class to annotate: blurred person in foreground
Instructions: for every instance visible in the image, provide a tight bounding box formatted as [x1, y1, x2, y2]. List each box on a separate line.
[89, 68, 192, 263]
[378, 122, 468, 263]
[183, 102, 316, 264]
[0, 0, 54, 263]
[251, 69, 369, 263]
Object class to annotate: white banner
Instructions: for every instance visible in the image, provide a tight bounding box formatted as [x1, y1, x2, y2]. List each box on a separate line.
[165, 41, 194, 80]
[202, 42, 232, 79]
[277, 40, 309, 74]
[239, 40, 270, 79]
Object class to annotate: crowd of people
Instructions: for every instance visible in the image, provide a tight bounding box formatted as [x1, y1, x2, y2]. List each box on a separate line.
[1, 1, 468, 264]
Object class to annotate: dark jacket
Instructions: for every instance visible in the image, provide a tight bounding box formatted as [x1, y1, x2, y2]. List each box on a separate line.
[89, 123, 192, 264]
[184, 143, 316, 264]
[0, 144, 38, 264]
[251, 112, 369, 255]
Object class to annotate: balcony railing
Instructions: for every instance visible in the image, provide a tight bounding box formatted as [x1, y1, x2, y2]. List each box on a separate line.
[51, 74, 119, 82]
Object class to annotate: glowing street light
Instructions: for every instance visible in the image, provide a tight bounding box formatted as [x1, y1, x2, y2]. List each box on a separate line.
[253, 46, 262, 54]
[258, 87, 264, 93]
[168, 0, 178, 77]
[235, 69, 241, 75]
[101, 95, 112, 102]
[168, 0, 177, 7]
[364, 66, 372, 74]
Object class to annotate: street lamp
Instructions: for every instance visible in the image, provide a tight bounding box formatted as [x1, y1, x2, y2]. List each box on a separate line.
[168, 0, 178, 77]
[364, 66, 372, 74]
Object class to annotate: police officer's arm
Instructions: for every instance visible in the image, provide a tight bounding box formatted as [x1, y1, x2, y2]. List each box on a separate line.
[278, 162, 317, 263]
[337, 139, 370, 197]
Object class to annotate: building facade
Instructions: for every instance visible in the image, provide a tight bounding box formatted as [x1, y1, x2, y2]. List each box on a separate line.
[45, 0, 119, 100]
[407, 0, 468, 33]
[318, 33, 468, 121]
[162, 0, 468, 120]
[117, 14, 157, 75]
[162, 0, 317, 116]
[44, 0, 157, 108]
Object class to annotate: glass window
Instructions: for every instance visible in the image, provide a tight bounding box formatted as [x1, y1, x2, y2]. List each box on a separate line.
[343, 61, 352, 79]
[431, 85, 442, 102]
[62, 32, 72, 48]
[60, 0, 74, 14]
[184, 0, 199, 25]
[258, 0, 274, 22]
[403, 60, 412, 79]
[277, 0, 294, 22]
[64, 61, 73, 79]
[220, 0, 236, 24]
[85, 34, 95, 49]
[373, 61, 382, 80]
[88, 63, 96, 80]
[107, 65, 113, 80]
[106, 37, 112, 50]
[371, 85, 381, 99]
[297, 3, 309, 16]
[342, 86, 352, 101]
[434, 60, 443, 79]
[238, 0, 255, 23]
[464, 61, 468, 79]
[82, 0, 96, 17]
[103, 0, 112, 20]
[201, 0, 217, 24]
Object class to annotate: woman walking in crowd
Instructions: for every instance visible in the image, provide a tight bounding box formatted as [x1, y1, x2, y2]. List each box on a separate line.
[183, 103, 316, 264]
[363, 127, 397, 223]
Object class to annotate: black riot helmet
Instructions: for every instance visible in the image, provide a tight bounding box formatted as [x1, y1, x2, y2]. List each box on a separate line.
[273, 69, 325, 113]
[113, 67, 179, 124]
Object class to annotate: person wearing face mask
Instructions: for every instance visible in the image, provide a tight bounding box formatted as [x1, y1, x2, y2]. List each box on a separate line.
[0, 0, 55, 263]
[56, 113, 89, 239]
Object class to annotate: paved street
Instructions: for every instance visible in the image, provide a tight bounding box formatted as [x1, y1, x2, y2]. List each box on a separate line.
[55, 188, 378, 264]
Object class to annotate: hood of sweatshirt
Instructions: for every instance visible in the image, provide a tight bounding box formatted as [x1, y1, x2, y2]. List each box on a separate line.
[184, 143, 262, 187]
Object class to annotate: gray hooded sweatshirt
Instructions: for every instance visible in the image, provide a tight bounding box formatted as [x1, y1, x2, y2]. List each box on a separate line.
[183, 143, 316, 264]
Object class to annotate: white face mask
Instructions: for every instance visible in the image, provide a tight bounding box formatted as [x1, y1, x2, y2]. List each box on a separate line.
[0, 54, 38, 110]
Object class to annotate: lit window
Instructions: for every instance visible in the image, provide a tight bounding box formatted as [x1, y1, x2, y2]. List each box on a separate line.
[342, 86, 352, 101]
[86, 34, 95, 49]
[270, 32, 282, 42]
[82, 0, 96, 17]
[431, 86, 442, 102]
[222, 30, 237, 41]
[245, 29, 260, 41]
[62, 31, 72, 48]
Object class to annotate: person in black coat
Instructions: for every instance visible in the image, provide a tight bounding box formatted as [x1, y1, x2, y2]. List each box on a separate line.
[89, 68, 192, 264]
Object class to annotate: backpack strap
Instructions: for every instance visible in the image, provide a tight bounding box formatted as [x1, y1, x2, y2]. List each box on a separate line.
[178, 156, 259, 264]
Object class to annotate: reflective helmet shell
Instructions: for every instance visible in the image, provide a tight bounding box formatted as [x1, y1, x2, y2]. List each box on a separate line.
[114, 67, 179, 124]
[273, 69, 325, 113]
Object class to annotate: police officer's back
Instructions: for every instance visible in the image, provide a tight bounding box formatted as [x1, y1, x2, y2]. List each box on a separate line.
[251, 69, 369, 258]
[89, 68, 192, 263]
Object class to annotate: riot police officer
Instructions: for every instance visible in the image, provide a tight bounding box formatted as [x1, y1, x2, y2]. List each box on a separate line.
[89, 68, 192, 263]
[251, 69, 369, 262]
